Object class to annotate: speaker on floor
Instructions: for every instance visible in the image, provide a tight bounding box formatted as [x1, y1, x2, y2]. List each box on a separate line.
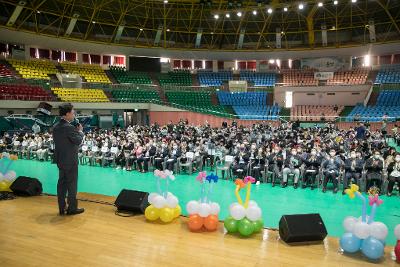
[114, 189, 149, 214]
[10, 176, 43, 196]
[279, 213, 327, 244]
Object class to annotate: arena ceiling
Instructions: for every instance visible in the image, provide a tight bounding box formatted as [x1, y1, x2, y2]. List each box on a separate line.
[0, 0, 399, 51]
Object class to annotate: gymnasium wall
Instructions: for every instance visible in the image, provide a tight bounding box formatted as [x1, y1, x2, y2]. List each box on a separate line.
[274, 85, 370, 106]
[148, 111, 280, 127]
[2, 28, 400, 60]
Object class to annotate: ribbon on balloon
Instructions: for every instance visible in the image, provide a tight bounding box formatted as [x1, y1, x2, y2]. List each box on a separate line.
[345, 184, 367, 222]
[234, 176, 255, 208]
[368, 194, 383, 224]
[196, 172, 219, 203]
[0, 153, 18, 174]
[154, 169, 175, 198]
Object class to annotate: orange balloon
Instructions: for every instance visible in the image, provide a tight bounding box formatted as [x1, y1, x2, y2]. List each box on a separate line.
[188, 214, 204, 231]
[204, 215, 219, 231]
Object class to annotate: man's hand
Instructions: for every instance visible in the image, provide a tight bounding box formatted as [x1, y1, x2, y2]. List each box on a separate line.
[77, 123, 83, 132]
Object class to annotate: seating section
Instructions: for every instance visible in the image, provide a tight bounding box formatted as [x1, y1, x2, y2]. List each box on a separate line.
[282, 70, 317, 86]
[8, 59, 57, 80]
[0, 63, 14, 78]
[111, 89, 160, 102]
[291, 105, 344, 121]
[217, 91, 267, 106]
[0, 84, 53, 101]
[158, 70, 192, 86]
[326, 69, 368, 85]
[346, 90, 400, 121]
[51, 87, 109, 102]
[198, 71, 232, 86]
[61, 62, 111, 84]
[109, 66, 152, 84]
[165, 91, 229, 116]
[375, 65, 400, 84]
[217, 91, 279, 120]
[239, 71, 276, 86]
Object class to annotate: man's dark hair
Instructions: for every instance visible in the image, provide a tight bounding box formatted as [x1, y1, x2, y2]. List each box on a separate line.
[59, 103, 74, 116]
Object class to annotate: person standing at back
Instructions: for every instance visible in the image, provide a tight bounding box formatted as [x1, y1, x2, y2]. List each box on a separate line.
[53, 103, 85, 216]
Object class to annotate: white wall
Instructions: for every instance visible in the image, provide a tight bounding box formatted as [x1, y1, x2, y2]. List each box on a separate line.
[274, 85, 370, 106]
[1, 28, 400, 61]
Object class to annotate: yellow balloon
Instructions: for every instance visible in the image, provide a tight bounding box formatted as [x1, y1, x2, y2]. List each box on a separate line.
[159, 207, 175, 223]
[0, 181, 11, 192]
[144, 205, 159, 221]
[173, 205, 181, 218]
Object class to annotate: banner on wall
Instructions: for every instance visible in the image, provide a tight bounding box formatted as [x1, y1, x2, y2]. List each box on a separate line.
[314, 72, 334, 80]
[301, 57, 347, 71]
[229, 80, 247, 92]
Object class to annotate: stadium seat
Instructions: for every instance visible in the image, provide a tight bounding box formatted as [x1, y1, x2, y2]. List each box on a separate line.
[109, 66, 152, 84]
[61, 62, 111, 84]
[51, 87, 109, 102]
[239, 71, 276, 87]
[198, 71, 232, 86]
[7, 59, 57, 80]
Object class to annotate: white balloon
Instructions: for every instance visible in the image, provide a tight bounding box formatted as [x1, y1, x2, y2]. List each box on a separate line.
[210, 202, 220, 215]
[148, 192, 159, 205]
[357, 216, 370, 222]
[246, 206, 262, 221]
[153, 195, 166, 209]
[199, 203, 211, 218]
[229, 202, 240, 212]
[186, 200, 200, 214]
[230, 205, 246, 220]
[354, 221, 371, 239]
[166, 194, 178, 208]
[248, 200, 258, 208]
[395, 224, 400, 240]
[369, 222, 388, 241]
[4, 171, 16, 181]
[343, 216, 358, 233]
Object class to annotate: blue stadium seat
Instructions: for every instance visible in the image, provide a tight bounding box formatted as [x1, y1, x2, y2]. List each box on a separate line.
[375, 65, 400, 84]
[239, 71, 276, 86]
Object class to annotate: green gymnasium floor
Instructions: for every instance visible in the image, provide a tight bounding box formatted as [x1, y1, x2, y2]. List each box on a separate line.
[11, 159, 400, 246]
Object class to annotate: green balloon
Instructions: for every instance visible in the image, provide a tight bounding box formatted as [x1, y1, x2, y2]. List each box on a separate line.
[238, 218, 255, 236]
[224, 216, 238, 233]
[252, 219, 264, 233]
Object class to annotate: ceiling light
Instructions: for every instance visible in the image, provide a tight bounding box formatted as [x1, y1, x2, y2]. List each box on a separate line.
[284, 7, 288, 12]
[298, 4, 304, 9]
[351, 0, 356, 3]
[139, 28, 143, 31]
[167, 29, 170, 32]
[92, 21, 96, 24]
[163, 0, 168, 3]
[252, 10, 257, 15]
[334, 0, 338, 4]
[237, 11, 242, 17]
[318, 2, 323, 7]
[267, 8, 273, 14]
[211, 32, 214, 34]
[226, 13, 230, 18]
[214, 14, 219, 19]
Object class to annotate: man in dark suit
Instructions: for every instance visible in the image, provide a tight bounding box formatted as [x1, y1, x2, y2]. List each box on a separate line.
[53, 103, 85, 216]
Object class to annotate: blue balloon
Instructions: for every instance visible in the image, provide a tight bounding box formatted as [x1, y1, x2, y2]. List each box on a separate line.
[340, 233, 362, 253]
[361, 237, 384, 260]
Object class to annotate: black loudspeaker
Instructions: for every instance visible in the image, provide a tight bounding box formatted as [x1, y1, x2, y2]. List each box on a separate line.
[10, 176, 43, 196]
[279, 213, 327, 243]
[114, 189, 149, 213]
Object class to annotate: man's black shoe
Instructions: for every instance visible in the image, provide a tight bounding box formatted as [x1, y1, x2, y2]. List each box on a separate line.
[66, 208, 85, 215]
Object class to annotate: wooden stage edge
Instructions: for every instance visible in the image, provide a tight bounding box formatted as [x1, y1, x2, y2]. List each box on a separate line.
[0, 192, 397, 267]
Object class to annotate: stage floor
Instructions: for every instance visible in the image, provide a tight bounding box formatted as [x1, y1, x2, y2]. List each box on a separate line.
[10, 159, 400, 246]
[0, 193, 397, 267]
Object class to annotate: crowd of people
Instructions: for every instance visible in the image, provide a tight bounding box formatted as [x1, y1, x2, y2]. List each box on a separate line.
[1, 120, 400, 197]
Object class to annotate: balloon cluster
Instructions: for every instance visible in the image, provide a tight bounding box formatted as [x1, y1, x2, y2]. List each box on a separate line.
[144, 169, 181, 223]
[224, 177, 263, 237]
[186, 172, 220, 231]
[394, 224, 400, 263]
[340, 184, 387, 260]
[0, 152, 18, 192]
